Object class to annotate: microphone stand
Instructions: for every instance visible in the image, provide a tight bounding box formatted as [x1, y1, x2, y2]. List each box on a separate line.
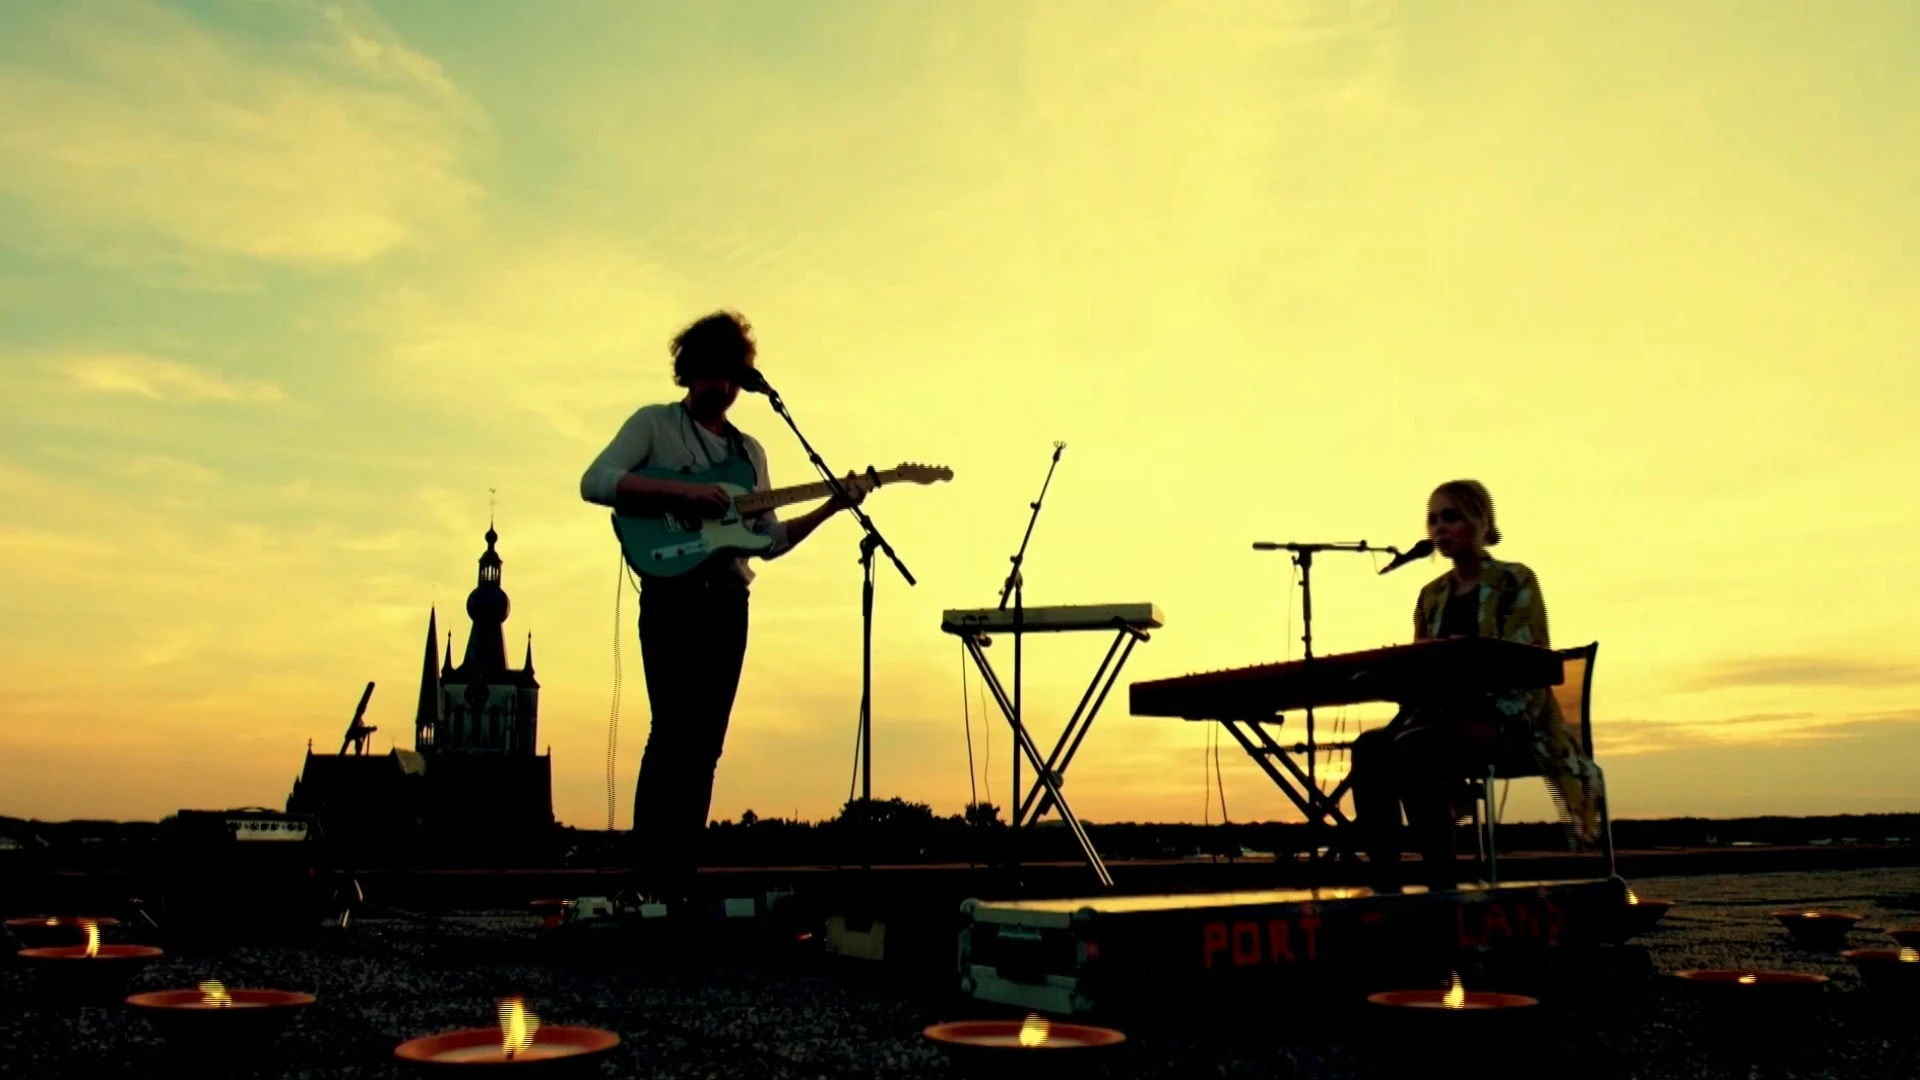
[988, 441, 1063, 878]
[998, 442, 1064, 611]
[758, 382, 915, 861]
[1249, 541, 1404, 833]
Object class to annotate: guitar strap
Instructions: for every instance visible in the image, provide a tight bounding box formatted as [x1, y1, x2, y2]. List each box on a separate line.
[679, 402, 750, 477]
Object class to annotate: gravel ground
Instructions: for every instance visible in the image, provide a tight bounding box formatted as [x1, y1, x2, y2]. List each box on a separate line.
[4, 867, 1918, 1079]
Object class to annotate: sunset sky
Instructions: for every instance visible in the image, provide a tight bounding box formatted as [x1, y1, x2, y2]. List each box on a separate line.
[4, 0, 1918, 830]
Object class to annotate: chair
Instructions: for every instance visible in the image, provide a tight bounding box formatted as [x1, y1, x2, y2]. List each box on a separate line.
[1469, 642, 1615, 885]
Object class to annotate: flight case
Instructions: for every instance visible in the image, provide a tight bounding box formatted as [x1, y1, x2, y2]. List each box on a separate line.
[959, 878, 1628, 1016]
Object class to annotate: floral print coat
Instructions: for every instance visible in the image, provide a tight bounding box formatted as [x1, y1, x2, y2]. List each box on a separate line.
[1412, 556, 1599, 843]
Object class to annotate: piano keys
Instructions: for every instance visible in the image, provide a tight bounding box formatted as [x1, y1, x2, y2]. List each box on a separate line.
[941, 603, 1164, 636]
[1129, 637, 1564, 720]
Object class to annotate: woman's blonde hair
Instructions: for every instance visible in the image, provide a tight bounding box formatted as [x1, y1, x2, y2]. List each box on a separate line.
[1431, 479, 1501, 548]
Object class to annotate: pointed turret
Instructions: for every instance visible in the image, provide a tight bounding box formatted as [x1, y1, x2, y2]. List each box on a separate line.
[524, 632, 535, 675]
[460, 526, 510, 674]
[414, 609, 441, 751]
[442, 631, 454, 677]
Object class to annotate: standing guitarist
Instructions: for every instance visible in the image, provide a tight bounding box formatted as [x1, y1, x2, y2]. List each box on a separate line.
[579, 310, 864, 907]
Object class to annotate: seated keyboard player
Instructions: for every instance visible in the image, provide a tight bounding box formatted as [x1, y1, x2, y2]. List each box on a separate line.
[1348, 479, 1599, 891]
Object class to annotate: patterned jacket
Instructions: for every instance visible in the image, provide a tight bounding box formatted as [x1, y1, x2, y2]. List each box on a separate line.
[1412, 556, 1598, 842]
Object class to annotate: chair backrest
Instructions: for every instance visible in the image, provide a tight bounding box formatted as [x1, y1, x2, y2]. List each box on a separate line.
[1550, 642, 1599, 757]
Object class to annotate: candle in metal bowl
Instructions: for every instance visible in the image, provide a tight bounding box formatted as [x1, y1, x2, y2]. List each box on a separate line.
[1364, 975, 1541, 1068]
[1675, 969, 1830, 991]
[1770, 909, 1860, 949]
[1885, 926, 1920, 950]
[924, 1014, 1127, 1078]
[1619, 889, 1674, 936]
[1674, 969, 1833, 1055]
[17, 921, 162, 1000]
[127, 981, 317, 1048]
[5, 915, 122, 950]
[1841, 947, 1920, 999]
[394, 996, 619, 1070]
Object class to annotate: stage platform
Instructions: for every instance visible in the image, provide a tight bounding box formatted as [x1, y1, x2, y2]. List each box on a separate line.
[11, 843, 1920, 913]
[960, 876, 1630, 1016]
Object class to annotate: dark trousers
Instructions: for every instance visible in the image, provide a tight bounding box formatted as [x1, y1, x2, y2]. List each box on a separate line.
[631, 569, 750, 899]
[1350, 706, 1511, 890]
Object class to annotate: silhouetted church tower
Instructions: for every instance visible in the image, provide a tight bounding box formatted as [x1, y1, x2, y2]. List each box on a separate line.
[290, 516, 555, 854]
[414, 524, 540, 756]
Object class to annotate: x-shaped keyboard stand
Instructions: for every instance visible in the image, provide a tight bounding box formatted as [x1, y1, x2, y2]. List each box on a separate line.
[954, 619, 1151, 888]
[1215, 716, 1356, 828]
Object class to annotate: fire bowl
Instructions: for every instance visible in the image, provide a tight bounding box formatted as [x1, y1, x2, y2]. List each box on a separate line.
[128, 988, 316, 1047]
[1675, 969, 1829, 991]
[1842, 949, 1920, 999]
[1367, 988, 1540, 1011]
[1366, 988, 1541, 1044]
[395, 1026, 620, 1072]
[924, 1018, 1127, 1079]
[18, 944, 163, 1001]
[1771, 910, 1861, 949]
[1673, 967, 1830, 1017]
[1675, 969, 1836, 1060]
[1885, 926, 1920, 950]
[5, 916, 122, 950]
[1619, 898, 1674, 937]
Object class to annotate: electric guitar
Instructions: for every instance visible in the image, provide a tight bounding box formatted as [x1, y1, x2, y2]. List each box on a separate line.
[611, 460, 953, 577]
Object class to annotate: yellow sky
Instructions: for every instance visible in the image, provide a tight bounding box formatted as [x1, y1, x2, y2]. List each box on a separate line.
[3, 0, 1917, 827]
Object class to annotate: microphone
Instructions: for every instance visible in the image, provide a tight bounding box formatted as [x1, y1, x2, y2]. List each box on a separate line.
[733, 368, 773, 395]
[1252, 542, 1284, 551]
[1377, 539, 1435, 575]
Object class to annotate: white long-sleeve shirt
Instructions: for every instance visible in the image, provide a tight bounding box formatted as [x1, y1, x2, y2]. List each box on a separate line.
[580, 401, 790, 582]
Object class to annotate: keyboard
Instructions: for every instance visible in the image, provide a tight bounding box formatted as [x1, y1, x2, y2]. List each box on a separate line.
[1129, 637, 1563, 719]
[941, 603, 1164, 636]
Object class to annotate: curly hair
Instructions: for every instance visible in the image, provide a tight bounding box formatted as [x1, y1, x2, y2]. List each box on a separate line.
[1431, 479, 1502, 547]
[670, 310, 757, 386]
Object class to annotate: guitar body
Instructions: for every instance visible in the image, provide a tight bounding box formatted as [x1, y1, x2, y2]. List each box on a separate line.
[610, 460, 770, 578]
[607, 457, 952, 579]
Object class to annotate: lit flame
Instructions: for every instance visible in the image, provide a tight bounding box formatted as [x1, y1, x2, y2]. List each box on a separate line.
[83, 921, 100, 958]
[199, 981, 233, 1008]
[1018, 1013, 1050, 1047]
[1626, 889, 1639, 905]
[1442, 972, 1466, 1009]
[1737, 973, 1757, 985]
[497, 997, 540, 1060]
[1803, 911, 1821, 918]
[44, 918, 58, 926]
[1900, 948, 1919, 964]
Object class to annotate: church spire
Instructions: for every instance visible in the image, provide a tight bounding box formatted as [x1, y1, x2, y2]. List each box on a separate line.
[460, 522, 510, 674]
[414, 608, 441, 750]
[524, 632, 534, 674]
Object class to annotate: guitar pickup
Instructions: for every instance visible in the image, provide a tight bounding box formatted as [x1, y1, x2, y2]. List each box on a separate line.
[649, 539, 711, 560]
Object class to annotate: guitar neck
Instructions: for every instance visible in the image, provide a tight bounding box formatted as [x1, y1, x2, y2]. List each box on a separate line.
[733, 471, 890, 515]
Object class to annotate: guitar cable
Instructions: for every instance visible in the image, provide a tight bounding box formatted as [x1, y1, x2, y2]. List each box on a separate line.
[960, 644, 979, 815]
[606, 549, 625, 832]
[980, 675, 992, 811]
[1213, 723, 1229, 825]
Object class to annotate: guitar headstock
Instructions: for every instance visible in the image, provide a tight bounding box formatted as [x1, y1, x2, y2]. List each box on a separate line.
[889, 462, 953, 485]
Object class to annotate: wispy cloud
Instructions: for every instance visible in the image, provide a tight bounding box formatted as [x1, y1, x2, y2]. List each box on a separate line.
[1680, 655, 1920, 692]
[361, 234, 694, 440]
[0, 0, 484, 270]
[63, 354, 284, 405]
[1600, 708, 1920, 757]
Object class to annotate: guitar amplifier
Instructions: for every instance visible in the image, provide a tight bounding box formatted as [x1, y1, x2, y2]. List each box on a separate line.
[958, 878, 1627, 1018]
[159, 808, 330, 942]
